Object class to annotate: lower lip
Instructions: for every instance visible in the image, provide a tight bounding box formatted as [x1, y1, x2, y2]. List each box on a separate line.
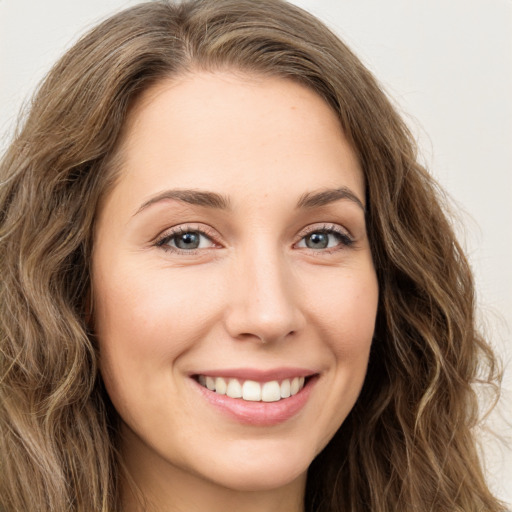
[192, 377, 318, 426]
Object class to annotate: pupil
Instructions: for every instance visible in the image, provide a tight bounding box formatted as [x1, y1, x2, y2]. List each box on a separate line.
[176, 232, 199, 249]
[307, 232, 328, 249]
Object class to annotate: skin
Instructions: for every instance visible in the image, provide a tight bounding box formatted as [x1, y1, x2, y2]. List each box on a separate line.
[92, 71, 379, 512]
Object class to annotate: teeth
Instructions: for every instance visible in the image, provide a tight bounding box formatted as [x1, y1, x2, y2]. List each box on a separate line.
[226, 378, 242, 398]
[215, 377, 227, 395]
[242, 380, 261, 401]
[262, 381, 281, 402]
[206, 376, 215, 391]
[280, 379, 291, 398]
[197, 375, 307, 402]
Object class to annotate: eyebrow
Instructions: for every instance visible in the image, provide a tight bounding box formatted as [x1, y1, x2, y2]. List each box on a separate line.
[135, 189, 232, 215]
[296, 187, 365, 212]
[134, 185, 365, 216]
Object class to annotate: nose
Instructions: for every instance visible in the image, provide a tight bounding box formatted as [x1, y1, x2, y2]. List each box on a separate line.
[223, 247, 305, 344]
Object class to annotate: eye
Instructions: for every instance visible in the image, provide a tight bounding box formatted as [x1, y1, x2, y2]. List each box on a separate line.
[156, 228, 216, 252]
[296, 226, 353, 251]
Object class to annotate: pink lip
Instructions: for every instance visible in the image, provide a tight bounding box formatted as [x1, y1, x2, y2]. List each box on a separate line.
[191, 372, 319, 427]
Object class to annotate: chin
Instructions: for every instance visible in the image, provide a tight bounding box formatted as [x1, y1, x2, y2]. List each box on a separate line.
[206, 463, 307, 493]
[187, 439, 314, 493]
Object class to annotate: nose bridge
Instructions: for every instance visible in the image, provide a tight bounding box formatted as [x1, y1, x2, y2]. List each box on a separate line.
[225, 238, 303, 343]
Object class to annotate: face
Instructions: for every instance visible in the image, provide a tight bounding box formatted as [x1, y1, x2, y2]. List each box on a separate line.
[92, 71, 378, 497]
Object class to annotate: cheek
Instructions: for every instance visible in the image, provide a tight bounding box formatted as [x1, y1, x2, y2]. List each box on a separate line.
[92, 261, 224, 409]
[313, 264, 377, 406]
[299, 264, 378, 450]
[308, 264, 378, 354]
[94, 260, 219, 351]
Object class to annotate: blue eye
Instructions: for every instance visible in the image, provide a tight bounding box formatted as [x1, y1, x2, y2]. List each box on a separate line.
[297, 228, 353, 250]
[157, 230, 214, 251]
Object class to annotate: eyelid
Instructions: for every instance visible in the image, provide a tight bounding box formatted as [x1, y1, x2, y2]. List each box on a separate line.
[154, 223, 222, 253]
[294, 223, 354, 251]
[153, 222, 354, 255]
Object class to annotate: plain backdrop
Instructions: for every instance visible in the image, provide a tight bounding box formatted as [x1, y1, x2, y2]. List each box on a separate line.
[1, 0, 510, 505]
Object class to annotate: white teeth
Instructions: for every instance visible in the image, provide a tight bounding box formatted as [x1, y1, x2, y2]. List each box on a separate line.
[280, 379, 291, 398]
[262, 381, 281, 402]
[290, 377, 300, 395]
[198, 375, 307, 402]
[215, 377, 227, 395]
[206, 376, 216, 391]
[226, 378, 242, 398]
[242, 380, 261, 401]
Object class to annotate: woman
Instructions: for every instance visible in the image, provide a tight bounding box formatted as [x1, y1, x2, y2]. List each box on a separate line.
[0, 0, 505, 511]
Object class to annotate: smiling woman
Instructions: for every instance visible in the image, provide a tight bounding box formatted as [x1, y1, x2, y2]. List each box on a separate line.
[92, 73, 378, 505]
[0, 1, 506, 512]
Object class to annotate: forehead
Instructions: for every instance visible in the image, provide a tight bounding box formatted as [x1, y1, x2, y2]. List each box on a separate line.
[102, 71, 364, 216]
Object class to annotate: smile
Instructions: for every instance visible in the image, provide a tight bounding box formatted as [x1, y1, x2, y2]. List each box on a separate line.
[197, 375, 306, 402]
[191, 368, 318, 426]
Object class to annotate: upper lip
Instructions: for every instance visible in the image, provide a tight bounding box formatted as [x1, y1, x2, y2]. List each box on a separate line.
[191, 367, 318, 382]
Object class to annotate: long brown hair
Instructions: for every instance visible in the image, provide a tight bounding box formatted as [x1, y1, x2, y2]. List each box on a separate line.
[0, 1, 504, 510]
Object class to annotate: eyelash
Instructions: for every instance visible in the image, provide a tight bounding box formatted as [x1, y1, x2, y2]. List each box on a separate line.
[296, 224, 354, 253]
[155, 224, 219, 255]
[154, 223, 354, 255]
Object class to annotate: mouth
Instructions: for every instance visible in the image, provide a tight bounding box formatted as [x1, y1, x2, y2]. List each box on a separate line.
[191, 370, 318, 426]
[194, 375, 308, 402]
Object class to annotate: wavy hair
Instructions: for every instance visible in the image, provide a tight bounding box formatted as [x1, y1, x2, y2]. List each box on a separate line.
[0, 1, 504, 510]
